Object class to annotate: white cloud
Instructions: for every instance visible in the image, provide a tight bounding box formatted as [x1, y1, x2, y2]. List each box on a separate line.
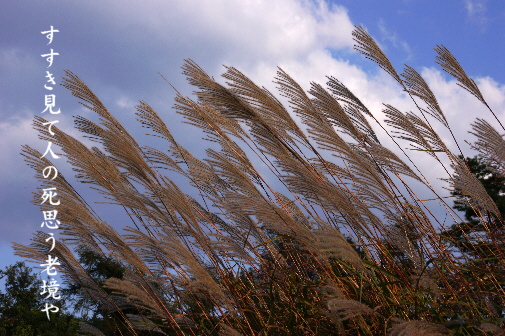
[463, 0, 488, 28]
[0, 117, 40, 180]
[116, 95, 137, 109]
[377, 18, 413, 61]
[476, 76, 505, 114]
[79, 0, 354, 68]
[421, 67, 505, 141]
[0, 48, 38, 74]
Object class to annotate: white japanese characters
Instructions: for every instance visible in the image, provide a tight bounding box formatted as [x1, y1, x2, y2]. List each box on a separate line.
[39, 26, 62, 321]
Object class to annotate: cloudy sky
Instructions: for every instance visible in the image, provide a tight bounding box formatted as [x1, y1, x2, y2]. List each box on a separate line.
[1, 0, 504, 272]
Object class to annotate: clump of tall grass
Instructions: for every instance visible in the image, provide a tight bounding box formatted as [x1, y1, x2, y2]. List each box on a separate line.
[17, 26, 505, 335]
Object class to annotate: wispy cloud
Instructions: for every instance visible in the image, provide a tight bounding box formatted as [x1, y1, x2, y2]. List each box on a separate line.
[377, 18, 413, 61]
[463, 0, 488, 29]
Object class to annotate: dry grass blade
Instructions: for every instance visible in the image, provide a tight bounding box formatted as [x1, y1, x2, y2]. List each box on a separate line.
[64, 73, 160, 191]
[249, 111, 378, 236]
[223, 65, 307, 144]
[62, 70, 111, 121]
[78, 322, 106, 336]
[435, 45, 505, 132]
[274, 192, 312, 229]
[470, 118, 505, 175]
[383, 104, 447, 157]
[366, 142, 421, 182]
[182, 59, 256, 121]
[309, 82, 378, 144]
[477, 322, 505, 335]
[353, 25, 402, 85]
[62, 70, 142, 146]
[434, 45, 485, 104]
[383, 225, 422, 268]
[136, 100, 177, 143]
[449, 154, 501, 219]
[104, 276, 169, 320]
[326, 299, 377, 322]
[388, 320, 450, 336]
[326, 76, 373, 117]
[173, 94, 245, 141]
[126, 314, 167, 335]
[275, 67, 319, 120]
[219, 323, 244, 336]
[345, 104, 380, 143]
[312, 218, 366, 271]
[402, 65, 447, 127]
[207, 232, 257, 265]
[123, 226, 229, 306]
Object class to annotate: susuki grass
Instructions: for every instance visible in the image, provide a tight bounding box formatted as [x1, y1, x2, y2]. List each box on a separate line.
[16, 26, 505, 335]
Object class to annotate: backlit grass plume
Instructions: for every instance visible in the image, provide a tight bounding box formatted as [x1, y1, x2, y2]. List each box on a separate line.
[17, 25, 505, 335]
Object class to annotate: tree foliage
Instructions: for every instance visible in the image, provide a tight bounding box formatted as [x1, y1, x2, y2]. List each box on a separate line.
[0, 262, 79, 336]
[452, 156, 505, 222]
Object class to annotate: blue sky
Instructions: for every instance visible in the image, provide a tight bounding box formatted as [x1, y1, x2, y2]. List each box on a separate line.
[1, 0, 504, 274]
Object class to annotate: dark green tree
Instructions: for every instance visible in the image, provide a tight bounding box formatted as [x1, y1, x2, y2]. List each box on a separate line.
[441, 156, 505, 322]
[0, 261, 79, 336]
[442, 156, 505, 258]
[65, 247, 126, 319]
[453, 156, 505, 224]
[67, 247, 172, 335]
